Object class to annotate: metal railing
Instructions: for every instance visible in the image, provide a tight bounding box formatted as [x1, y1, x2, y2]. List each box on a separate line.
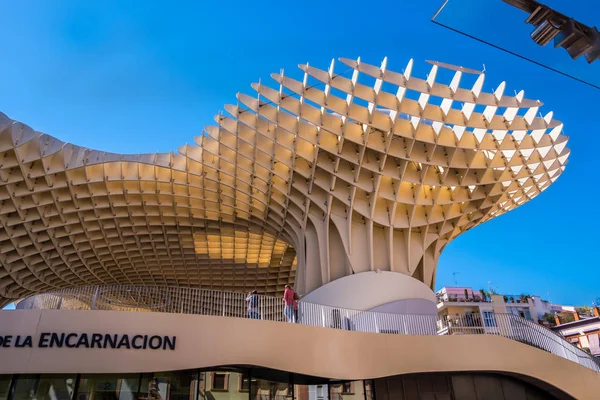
[13, 285, 600, 373]
[437, 312, 600, 371]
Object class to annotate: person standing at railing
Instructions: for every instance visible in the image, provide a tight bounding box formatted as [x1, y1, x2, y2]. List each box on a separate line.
[283, 285, 296, 323]
[246, 290, 259, 319]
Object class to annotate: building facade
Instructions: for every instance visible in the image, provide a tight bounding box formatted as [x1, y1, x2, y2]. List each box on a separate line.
[552, 307, 600, 358]
[435, 286, 596, 334]
[1, 57, 598, 399]
[436, 287, 547, 332]
[530, 296, 563, 321]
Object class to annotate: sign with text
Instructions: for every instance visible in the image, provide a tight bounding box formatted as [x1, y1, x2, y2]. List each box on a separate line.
[0, 333, 176, 350]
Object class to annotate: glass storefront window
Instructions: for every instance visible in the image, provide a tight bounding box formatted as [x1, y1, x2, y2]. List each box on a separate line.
[10, 377, 37, 400]
[198, 371, 250, 400]
[151, 371, 196, 400]
[115, 378, 139, 400]
[238, 379, 247, 394]
[137, 375, 153, 400]
[0, 376, 12, 400]
[38, 376, 76, 400]
[210, 374, 228, 392]
[251, 377, 290, 400]
[330, 381, 366, 400]
[363, 381, 374, 400]
[12, 375, 76, 400]
[77, 375, 140, 400]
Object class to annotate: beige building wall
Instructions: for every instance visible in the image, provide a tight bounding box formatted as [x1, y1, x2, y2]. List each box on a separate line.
[0, 310, 598, 399]
[491, 295, 508, 314]
[440, 305, 481, 317]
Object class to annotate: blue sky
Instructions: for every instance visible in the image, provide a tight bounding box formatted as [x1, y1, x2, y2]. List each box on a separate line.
[0, 1, 598, 307]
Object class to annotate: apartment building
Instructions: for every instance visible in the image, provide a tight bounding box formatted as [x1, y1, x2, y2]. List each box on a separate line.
[436, 287, 540, 333]
[552, 307, 600, 358]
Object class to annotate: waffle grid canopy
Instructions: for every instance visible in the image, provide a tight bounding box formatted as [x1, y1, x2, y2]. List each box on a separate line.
[0, 57, 569, 306]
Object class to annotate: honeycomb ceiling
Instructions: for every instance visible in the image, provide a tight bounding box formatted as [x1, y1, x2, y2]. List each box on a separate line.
[0, 57, 569, 306]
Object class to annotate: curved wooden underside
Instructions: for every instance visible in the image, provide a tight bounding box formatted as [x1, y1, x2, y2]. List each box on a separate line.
[0, 57, 569, 304]
[1, 310, 596, 399]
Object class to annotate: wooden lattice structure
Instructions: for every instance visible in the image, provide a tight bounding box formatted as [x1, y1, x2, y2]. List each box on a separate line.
[0, 58, 569, 306]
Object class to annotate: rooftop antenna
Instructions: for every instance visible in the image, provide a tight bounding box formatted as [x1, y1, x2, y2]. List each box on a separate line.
[452, 272, 460, 286]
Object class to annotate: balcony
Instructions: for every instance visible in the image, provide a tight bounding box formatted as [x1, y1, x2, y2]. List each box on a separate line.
[436, 295, 490, 304]
[11, 284, 600, 373]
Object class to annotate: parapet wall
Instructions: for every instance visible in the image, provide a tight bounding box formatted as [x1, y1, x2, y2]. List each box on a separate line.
[0, 310, 598, 399]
